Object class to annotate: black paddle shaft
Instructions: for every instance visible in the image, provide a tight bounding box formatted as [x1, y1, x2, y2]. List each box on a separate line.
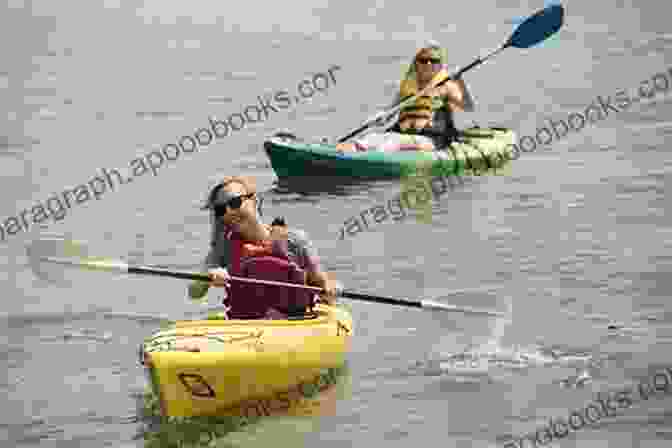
[342, 291, 423, 308]
[125, 264, 496, 314]
[128, 265, 326, 291]
[129, 266, 210, 282]
[452, 44, 509, 79]
[128, 265, 422, 308]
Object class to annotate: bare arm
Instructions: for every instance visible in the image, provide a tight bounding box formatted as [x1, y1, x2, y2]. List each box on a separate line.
[187, 238, 231, 299]
[434, 79, 464, 112]
[293, 230, 340, 302]
[435, 76, 476, 113]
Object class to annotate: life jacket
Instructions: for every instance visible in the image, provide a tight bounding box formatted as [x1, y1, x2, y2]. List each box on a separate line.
[397, 69, 456, 141]
[226, 222, 315, 319]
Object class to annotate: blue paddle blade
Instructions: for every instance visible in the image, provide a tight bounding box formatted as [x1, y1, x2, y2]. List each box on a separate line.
[507, 3, 564, 49]
[507, 0, 562, 48]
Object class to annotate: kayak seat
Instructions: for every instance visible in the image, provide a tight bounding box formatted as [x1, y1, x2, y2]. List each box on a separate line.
[227, 256, 315, 320]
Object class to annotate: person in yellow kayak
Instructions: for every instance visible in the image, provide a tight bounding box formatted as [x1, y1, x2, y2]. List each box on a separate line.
[338, 40, 476, 152]
[188, 175, 342, 319]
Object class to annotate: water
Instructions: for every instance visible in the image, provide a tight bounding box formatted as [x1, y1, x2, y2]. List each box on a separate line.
[2, 0, 672, 446]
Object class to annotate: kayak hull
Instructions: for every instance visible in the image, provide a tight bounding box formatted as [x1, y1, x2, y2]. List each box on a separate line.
[140, 303, 353, 418]
[263, 127, 516, 180]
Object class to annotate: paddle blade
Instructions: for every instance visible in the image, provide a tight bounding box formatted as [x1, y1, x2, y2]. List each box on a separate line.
[26, 235, 83, 286]
[420, 300, 506, 317]
[26, 235, 128, 286]
[506, 3, 564, 49]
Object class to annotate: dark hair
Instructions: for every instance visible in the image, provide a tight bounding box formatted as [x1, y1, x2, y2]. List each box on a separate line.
[201, 176, 257, 211]
[201, 183, 224, 210]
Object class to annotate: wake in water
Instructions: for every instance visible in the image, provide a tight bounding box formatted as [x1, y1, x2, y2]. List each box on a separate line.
[424, 344, 597, 381]
[408, 298, 608, 386]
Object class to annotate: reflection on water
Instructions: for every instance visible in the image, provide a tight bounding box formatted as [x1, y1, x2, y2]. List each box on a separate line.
[270, 176, 387, 198]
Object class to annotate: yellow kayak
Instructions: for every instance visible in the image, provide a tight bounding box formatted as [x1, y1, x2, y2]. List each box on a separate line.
[139, 303, 353, 418]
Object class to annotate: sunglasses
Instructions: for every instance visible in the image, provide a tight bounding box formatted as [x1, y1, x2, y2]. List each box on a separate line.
[416, 57, 441, 65]
[212, 193, 255, 217]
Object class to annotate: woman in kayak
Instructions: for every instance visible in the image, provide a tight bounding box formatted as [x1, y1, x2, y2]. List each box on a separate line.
[188, 175, 342, 319]
[338, 40, 476, 152]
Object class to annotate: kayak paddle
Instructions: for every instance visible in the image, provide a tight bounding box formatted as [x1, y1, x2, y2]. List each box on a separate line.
[336, 3, 565, 143]
[26, 235, 505, 317]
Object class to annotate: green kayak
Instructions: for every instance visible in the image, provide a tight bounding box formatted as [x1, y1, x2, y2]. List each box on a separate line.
[263, 127, 516, 180]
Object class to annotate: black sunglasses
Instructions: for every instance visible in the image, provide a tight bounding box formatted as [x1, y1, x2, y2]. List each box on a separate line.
[212, 193, 255, 217]
[416, 57, 441, 65]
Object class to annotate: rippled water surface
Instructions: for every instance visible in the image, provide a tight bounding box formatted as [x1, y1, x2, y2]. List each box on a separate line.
[2, 0, 672, 447]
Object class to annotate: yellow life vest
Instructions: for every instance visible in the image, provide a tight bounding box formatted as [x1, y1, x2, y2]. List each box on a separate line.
[398, 69, 450, 132]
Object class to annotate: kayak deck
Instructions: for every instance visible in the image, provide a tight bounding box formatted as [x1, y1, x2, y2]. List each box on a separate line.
[263, 127, 516, 179]
[140, 303, 353, 417]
